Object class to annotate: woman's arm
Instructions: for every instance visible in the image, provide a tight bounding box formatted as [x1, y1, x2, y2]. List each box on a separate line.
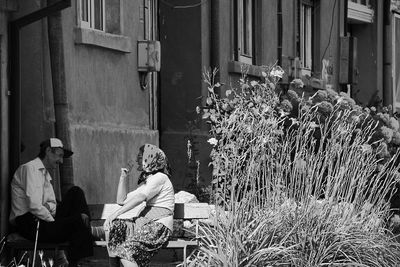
[104, 190, 147, 229]
[116, 168, 129, 205]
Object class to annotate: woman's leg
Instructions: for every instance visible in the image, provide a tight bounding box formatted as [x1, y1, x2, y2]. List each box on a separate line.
[120, 259, 138, 267]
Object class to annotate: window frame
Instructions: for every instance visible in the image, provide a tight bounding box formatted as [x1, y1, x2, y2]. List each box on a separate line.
[297, 0, 314, 72]
[235, 0, 255, 65]
[78, 0, 105, 32]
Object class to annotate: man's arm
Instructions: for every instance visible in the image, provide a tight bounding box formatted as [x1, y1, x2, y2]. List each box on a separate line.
[21, 165, 55, 221]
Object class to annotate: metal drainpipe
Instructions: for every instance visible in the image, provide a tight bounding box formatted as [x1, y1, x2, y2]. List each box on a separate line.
[47, 0, 74, 196]
[277, 0, 282, 66]
[383, 0, 392, 107]
[210, 0, 219, 76]
[4, 0, 71, 238]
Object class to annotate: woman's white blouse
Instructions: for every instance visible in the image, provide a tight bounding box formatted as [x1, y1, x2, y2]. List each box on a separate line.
[125, 172, 175, 212]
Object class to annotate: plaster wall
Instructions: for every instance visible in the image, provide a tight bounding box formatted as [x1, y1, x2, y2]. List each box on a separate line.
[16, 0, 157, 204]
[262, 0, 278, 66]
[282, 0, 296, 60]
[64, 1, 158, 203]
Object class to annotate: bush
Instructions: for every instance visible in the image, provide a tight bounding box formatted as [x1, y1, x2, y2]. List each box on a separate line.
[189, 67, 400, 266]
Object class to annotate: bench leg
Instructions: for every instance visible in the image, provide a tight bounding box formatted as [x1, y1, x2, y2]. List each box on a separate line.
[9, 247, 16, 262]
[183, 244, 187, 267]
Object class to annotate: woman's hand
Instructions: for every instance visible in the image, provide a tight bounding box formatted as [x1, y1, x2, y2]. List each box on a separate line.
[120, 160, 135, 178]
[120, 168, 128, 179]
[104, 213, 118, 230]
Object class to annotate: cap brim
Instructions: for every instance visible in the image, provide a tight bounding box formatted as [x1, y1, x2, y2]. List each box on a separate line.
[63, 149, 73, 158]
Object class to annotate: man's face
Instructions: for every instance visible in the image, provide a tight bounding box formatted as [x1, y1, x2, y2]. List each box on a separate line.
[46, 147, 64, 169]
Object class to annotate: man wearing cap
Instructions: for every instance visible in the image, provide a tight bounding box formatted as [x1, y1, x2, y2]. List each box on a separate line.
[9, 138, 93, 266]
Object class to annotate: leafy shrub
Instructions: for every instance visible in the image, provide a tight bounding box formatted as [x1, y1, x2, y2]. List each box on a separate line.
[189, 67, 400, 266]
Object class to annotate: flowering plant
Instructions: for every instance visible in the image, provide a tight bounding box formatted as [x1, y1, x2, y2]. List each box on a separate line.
[282, 84, 400, 166]
[191, 66, 400, 266]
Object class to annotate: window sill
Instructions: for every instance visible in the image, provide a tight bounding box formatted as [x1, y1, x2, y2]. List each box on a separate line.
[348, 2, 374, 24]
[228, 61, 266, 78]
[74, 27, 132, 53]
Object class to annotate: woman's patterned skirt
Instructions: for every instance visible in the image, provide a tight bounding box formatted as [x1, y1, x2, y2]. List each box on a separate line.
[107, 217, 172, 266]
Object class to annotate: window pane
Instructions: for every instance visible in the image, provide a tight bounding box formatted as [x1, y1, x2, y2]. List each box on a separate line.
[395, 17, 400, 103]
[305, 6, 312, 68]
[94, 0, 104, 30]
[300, 3, 312, 69]
[242, 0, 253, 57]
[81, 0, 89, 22]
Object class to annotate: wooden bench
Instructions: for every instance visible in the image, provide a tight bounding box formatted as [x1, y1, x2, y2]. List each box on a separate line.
[6, 202, 211, 267]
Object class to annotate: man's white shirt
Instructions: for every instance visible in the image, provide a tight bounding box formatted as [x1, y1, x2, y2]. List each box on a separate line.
[9, 157, 57, 224]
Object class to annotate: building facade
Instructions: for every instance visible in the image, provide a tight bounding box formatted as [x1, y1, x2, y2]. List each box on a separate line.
[159, 0, 400, 193]
[1, 0, 400, 238]
[0, 0, 161, 237]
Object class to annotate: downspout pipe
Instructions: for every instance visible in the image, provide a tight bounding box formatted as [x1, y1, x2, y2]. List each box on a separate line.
[47, 0, 74, 195]
[210, 0, 220, 74]
[4, 0, 71, 238]
[383, 0, 392, 107]
[277, 0, 282, 66]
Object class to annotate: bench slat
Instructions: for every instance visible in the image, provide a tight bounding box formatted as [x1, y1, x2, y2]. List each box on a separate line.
[7, 202, 210, 267]
[94, 239, 198, 248]
[174, 203, 210, 219]
[89, 203, 145, 219]
[89, 203, 211, 220]
[7, 240, 69, 250]
[165, 240, 198, 248]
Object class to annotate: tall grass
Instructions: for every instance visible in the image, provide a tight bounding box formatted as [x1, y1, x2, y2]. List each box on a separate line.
[190, 71, 400, 266]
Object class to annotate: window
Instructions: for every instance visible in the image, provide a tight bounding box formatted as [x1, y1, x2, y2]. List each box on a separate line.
[79, 0, 105, 31]
[75, 0, 131, 53]
[393, 13, 400, 110]
[297, 0, 314, 71]
[235, 0, 255, 65]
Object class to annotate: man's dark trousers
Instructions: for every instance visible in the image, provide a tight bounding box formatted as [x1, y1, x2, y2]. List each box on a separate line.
[14, 186, 93, 261]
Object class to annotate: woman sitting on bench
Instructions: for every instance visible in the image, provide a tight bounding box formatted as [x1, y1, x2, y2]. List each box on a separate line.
[103, 144, 175, 267]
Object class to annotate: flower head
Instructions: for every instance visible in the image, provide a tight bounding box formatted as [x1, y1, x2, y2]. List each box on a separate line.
[389, 117, 399, 131]
[392, 131, 400, 145]
[380, 126, 394, 143]
[315, 101, 333, 117]
[310, 90, 328, 104]
[326, 88, 339, 104]
[270, 66, 284, 79]
[250, 80, 258, 87]
[207, 137, 218, 146]
[279, 99, 293, 113]
[290, 78, 304, 88]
